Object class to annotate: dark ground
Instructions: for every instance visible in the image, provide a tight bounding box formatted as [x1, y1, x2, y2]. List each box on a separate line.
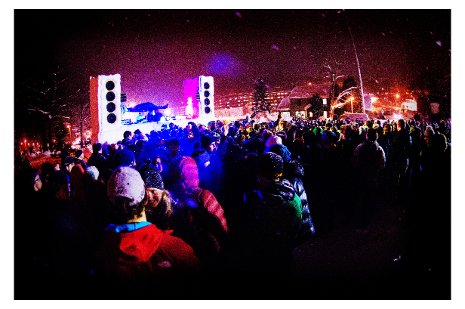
[15, 193, 450, 300]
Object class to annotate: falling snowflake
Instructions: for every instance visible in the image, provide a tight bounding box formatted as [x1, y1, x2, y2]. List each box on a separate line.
[235, 11, 242, 18]
[436, 40, 442, 47]
[271, 44, 280, 51]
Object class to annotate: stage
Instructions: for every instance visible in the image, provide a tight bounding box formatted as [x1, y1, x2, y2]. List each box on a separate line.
[97, 116, 212, 144]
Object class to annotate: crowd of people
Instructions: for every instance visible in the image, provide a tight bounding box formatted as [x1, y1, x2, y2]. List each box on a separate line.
[14, 115, 451, 299]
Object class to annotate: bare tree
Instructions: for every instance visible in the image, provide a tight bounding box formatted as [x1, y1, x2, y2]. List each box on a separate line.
[17, 66, 87, 147]
[251, 79, 272, 119]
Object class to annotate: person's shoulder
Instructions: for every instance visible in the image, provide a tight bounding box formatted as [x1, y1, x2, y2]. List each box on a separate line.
[159, 232, 197, 256]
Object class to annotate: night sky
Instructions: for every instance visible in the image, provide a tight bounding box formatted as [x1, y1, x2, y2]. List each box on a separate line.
[15, 9, 451, 108]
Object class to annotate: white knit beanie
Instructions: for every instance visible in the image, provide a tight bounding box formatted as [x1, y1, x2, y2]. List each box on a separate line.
[107, 166, 145, 206]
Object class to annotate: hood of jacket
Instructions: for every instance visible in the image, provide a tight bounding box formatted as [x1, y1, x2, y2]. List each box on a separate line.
[104, 223, 165, 263]
[172, 156, 200, 191]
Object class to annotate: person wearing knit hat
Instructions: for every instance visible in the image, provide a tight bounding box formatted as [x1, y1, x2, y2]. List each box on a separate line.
[264, 135, 282, 149]
[265, 143, 293, 163]
[139, 164, 164, 190]
[96, 166, 199, 284]
[258, 152, 284, 181]
[169, 156, 229, 267]
[242, 152, 302, 271]
[139, 164, 174, 230]
[200, 134, 217, 153]
[107, 166, 146, 208]
[85, 165, 100, 182]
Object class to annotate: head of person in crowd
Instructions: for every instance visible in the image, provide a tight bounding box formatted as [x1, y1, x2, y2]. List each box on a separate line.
[123, 130, 133, 141]
[139, 164, 173, 230]
[63, 156, 76, 174]
[200, 134, 217, 154]
[358, 126, 367, 141]
[365, 120, 374, 129]
[424, 125, 435, 147]
[49, 170, 71, 201]
[170, 156, 200, 193]
[106, 166, 146, 224]
[261, 129, 273, 143]
[397, 118, 406, 131]
[208, 120, 217, 131]
[92, 142, 103, 154]
[25, 168, 43, 193]
[264, 135, 282, 149]
[266, 143, 292, 163]
[366, 128, 378, 142]
[85, 165, 100, 182]
[257, 152, 284, 190]
[112, 149, 136, 169]
[134, 129, 147, 142]
[325, 121, 333, 131]
[151, 155, 164, 173]
[166, 138, 181, 158]
[191, 148, 211, 168]
[383, 122, 392, 135]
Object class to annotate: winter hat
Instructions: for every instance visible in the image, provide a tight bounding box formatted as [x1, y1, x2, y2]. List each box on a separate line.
[112, 149, 135, 168]
[200, 134, 215, 149]
[266, 143, 292, 163]
[171, 156, 199, 190]
[107, 166, 145, 207]
[85, 165, 100, 181]
[139, 164, 164, 190]
[264, 135, 282, 148]
[191, 149, 210, 168]
[259, 152, 284, 179]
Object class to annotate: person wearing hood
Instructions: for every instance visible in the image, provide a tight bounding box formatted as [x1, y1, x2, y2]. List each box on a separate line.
[241, 152, 302, 272]
[96, 166, 199, 287]
[168, 156, 229, 269]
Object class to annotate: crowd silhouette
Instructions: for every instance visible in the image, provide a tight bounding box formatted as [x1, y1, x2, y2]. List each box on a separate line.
[14, 116, 451, 299]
